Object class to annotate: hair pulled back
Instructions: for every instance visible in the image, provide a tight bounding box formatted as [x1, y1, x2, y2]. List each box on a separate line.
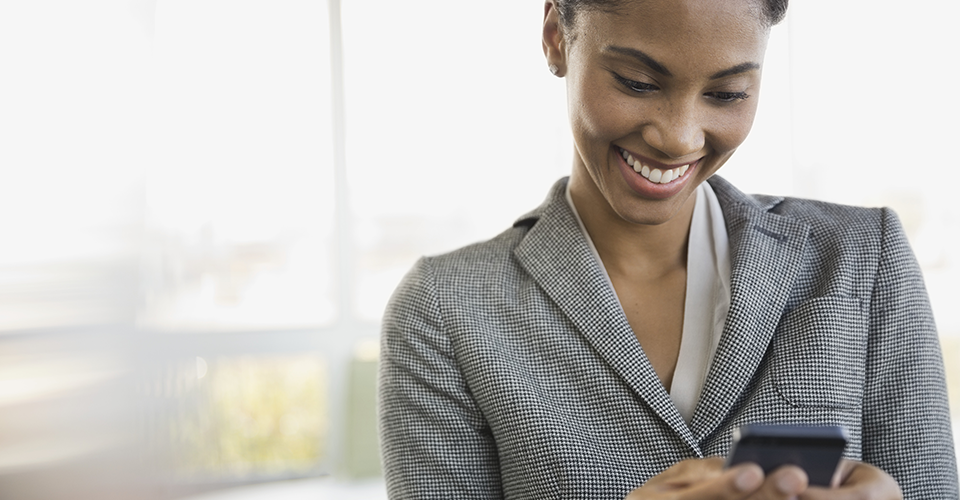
[555, 0, 788, 29]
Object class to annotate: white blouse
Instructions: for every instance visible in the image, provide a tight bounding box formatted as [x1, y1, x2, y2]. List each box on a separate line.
[565, 181, 731, 424]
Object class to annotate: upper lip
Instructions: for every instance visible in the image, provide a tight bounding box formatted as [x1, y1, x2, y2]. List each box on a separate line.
[617, 146, 703, 170]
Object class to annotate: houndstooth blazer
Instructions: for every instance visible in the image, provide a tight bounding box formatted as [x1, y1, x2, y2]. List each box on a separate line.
[378, 176, 958, 499]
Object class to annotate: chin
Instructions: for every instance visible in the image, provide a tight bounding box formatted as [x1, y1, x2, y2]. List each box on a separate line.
[605, 184, 699, 227]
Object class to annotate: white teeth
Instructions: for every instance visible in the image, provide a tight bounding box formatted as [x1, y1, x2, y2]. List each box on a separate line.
[622, 147, 693, 185]
[648, 169, 662, 183]
[660, 169, 674, 184]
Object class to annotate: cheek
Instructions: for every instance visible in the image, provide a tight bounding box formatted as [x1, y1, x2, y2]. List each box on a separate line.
[568, 78, 632, 145]
[708, 101, 759, 154]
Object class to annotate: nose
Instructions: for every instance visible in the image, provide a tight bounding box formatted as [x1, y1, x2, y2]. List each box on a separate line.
[640, 101, 705, 160]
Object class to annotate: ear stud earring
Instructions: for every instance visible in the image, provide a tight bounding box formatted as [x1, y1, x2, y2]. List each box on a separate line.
[549, 64, 560, 76]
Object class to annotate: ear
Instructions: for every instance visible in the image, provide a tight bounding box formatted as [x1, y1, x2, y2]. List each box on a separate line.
[542, 1, 566, 77]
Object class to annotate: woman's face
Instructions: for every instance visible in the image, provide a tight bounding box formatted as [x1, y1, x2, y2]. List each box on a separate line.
[546, 0, 769, 226]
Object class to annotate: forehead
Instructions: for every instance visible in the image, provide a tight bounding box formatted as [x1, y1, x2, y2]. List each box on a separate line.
[570, 0, 769, 71]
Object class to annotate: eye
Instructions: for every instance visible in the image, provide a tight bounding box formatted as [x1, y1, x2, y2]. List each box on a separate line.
[706, 91, 750, 103]
[613, 73, 658, 94]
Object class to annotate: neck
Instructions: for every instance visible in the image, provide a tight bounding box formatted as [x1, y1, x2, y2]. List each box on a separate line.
[568, 169, 696, 279]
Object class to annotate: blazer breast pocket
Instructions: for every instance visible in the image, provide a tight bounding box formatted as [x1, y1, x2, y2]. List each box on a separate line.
[771, 295, 868, 409]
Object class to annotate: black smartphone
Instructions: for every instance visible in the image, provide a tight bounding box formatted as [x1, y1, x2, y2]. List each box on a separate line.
[725, 424, 849, 487]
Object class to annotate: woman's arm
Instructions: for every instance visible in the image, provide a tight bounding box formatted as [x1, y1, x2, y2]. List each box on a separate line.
[860, 208, 958, 498]
[378, 257, 503, 499]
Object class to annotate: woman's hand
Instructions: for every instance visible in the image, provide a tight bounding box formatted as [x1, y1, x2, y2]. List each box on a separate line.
[800, 459, 903, 500]
[624, 458, 902, 500]
[625, 457, 809, 500]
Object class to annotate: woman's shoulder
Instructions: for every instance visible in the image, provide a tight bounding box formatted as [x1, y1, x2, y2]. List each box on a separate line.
[422, 224, 530, 277]
[709, 175, 897, 239]
[384, 223, 539, 329]
[709, 177, 915, 290]
[770, 195, 887, 229]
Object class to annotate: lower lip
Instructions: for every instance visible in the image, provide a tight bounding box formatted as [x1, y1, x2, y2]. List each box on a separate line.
[615, 147, 698, 200]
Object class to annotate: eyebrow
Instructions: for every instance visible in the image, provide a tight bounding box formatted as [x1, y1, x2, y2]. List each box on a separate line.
[605, 46, 672, 76]
[709, 62, 761, 79]
[604, 45, 760, 80]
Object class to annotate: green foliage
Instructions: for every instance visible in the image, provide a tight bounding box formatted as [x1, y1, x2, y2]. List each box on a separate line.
[170, 355, 326, 478]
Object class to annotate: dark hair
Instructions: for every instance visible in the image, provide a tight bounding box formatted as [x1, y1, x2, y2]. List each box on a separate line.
[556, 0, 789, 30]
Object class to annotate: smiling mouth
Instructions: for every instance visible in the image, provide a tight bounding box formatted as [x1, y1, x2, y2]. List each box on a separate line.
[618, 147, 692, 184]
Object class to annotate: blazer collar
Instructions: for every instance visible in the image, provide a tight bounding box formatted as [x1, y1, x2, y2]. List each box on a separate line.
[513, 178, 699, 452]
[513, 176, 810, 450]
[688, 176, 810, 443]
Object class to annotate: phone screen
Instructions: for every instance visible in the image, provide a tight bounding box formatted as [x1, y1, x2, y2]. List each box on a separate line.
[725, 424, 848, 486]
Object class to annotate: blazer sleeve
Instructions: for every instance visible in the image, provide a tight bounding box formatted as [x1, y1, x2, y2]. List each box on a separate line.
[862, 208, 959, 498]
[378, 257, 503, 499]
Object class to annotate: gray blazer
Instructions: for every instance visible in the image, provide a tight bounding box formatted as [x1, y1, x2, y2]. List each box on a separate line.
[379, 176, 958, 499]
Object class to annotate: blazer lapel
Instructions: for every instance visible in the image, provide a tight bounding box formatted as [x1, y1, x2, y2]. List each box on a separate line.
[689, 177, 810, 442]
[513, 179, 700, 452]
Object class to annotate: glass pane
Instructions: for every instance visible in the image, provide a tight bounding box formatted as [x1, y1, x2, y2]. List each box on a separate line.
[0, 0, 148, 332]
[158, 354, 327, 479]
[142, 0, 337, 332]
[341, 0, 571, 322]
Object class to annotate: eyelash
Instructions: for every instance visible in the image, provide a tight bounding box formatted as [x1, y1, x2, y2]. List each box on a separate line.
[613, 73, 657, 93]
[612, 73, 750, 103]
[709, 91, 751, 103]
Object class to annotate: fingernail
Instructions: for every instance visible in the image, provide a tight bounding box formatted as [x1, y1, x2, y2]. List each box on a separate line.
[776, 474, 798, 493]
[735, 469, 759, 491]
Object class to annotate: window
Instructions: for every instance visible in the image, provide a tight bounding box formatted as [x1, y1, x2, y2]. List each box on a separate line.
[0, 1, 956, 498]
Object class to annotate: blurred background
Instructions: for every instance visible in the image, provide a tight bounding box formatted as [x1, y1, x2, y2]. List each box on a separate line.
[0, 0, 957, 498]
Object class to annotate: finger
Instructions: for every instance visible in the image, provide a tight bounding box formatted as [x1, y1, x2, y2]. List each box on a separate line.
[630, 461, 766, 500]
[830, 459, 856, 489]
[643, 457, 727, 489]
[666, 463, 764, 500]
[745, 465, 807, 500]
[800, 462, 902, 500]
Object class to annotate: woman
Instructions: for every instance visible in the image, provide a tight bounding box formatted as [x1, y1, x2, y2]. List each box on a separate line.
[378, 0, 959, 498]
